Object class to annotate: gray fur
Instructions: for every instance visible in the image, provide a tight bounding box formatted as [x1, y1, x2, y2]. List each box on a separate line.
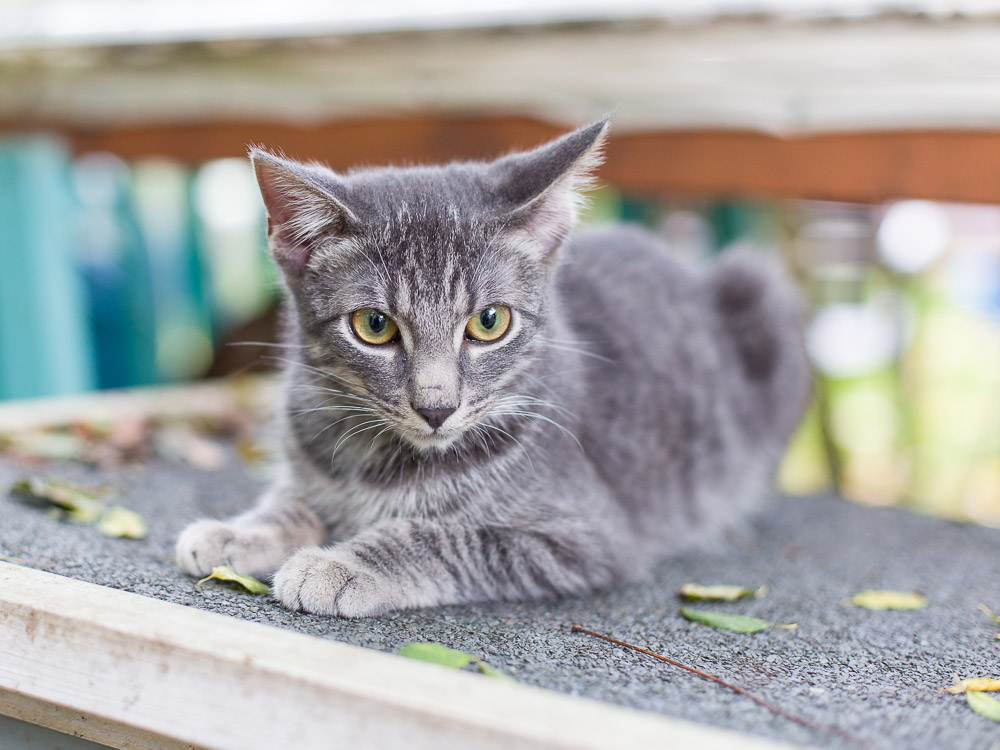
[176, 118, 811, 617]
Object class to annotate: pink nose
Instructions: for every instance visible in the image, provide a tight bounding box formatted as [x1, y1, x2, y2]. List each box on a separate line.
[416, 407, 456, 429]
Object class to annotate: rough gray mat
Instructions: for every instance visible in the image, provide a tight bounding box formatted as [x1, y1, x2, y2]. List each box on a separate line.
[1, 453, 998, 750]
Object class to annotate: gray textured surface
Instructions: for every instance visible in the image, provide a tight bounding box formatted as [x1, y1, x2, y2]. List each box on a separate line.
[1, 451, 998, 750]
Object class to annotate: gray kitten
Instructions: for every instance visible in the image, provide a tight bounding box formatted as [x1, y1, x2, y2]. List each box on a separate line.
[176, 118, 811, 617]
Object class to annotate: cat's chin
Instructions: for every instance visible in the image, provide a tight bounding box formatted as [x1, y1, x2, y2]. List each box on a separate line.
[400, 428, 465, 453]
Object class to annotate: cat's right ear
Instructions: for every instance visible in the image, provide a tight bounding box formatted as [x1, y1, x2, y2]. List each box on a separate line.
[250, 149, 356, 275]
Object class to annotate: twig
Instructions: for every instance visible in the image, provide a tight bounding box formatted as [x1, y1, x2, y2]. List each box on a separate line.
[570, 624, 871, 749]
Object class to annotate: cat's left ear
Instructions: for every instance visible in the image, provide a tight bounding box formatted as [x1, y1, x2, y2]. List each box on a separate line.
[491, 115, 610, 261]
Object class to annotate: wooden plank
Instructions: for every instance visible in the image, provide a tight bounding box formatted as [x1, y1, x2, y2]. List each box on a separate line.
[0, 563, 801, 750]
[0, 377, 277, 433]
[8, 116, 1000, 204]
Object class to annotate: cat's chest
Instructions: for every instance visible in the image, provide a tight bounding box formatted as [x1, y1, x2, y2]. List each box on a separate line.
[292, 453, 478, 532]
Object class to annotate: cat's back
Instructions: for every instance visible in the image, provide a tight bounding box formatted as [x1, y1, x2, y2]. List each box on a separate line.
[553, 224, 809, 543]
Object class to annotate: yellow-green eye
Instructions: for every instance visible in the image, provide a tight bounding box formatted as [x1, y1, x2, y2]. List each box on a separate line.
[465, 305, 511, 342]
[351, 308, 399, 345]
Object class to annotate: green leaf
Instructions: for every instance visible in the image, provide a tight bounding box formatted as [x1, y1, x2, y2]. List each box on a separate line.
[967, 690, 1000, 722]
[196, 565, 270, 595]
[850, 590, 926, 610]
[979, 604, 1000, 625]
[679, 583, 766, 602]
[399, 642, 476, 670]
[95, 506, 149, 540]
[680, 607, 796, 634]
[11, 476, 106, 523]
[398, 642, 511, 679]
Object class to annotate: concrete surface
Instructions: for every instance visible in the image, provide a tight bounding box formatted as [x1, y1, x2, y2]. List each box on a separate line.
[1, 450, 998, 750]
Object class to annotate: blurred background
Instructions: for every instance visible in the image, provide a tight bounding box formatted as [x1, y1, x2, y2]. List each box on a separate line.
[3, 0, 1000, 524]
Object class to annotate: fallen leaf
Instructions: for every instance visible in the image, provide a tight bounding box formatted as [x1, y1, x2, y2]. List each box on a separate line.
[398, 642, 511, 679]
[10, 476, 107, 523]
[1, 430, 88, 461]
[850, 590, 927, 610]
[156, 424, 227, 470]
[197, 565, 269, 595]
[967, 690, 1000, 722]
[944, 677, 1000, 694]
[0, 555, 24, 563]
[979, 604, 1000, 625]
[95, 506, 148, 540]
[679, 583, 767, 602]
[235, 437, 270, 466]
[680, 607, 796, 634]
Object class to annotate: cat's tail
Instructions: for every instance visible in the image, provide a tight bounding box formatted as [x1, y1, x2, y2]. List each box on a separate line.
[708, 248, 813, 441]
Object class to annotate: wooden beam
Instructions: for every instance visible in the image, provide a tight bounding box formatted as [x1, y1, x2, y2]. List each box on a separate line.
[6, 115, 1000, 204]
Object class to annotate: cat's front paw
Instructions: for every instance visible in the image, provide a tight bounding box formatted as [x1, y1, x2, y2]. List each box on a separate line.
[273, 547, 395, 618]
[175, 519, 285, 580]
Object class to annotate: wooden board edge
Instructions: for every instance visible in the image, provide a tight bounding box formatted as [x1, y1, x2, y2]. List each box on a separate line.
[0, 563, 802, 750]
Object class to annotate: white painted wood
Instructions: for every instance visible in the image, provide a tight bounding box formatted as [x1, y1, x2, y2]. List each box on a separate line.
[3, 17, 1000, 135]
[2, 0, 997, 49]
[0, 563, 802, 750]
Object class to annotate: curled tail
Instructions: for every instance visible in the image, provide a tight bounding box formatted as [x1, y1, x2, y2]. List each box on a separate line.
[709, 249, 812, 438]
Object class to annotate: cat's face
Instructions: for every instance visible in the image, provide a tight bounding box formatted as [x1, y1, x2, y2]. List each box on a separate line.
[252, 119, 608, 451]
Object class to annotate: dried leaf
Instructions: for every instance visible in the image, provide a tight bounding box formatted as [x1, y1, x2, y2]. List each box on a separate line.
[1, 430, 88, 461]
[0, 555, 23, 563]
[679, 583, 767, 602]
[156, 424, 227, 470]
[95, 506, 148, 540]
[680, 607, 796, 634]
[967, 690, 1000, 722]
[11, 476, 107, 523]
[196, 565, 269, 595]
[235, 437, 270, 466]
[399, 642, 511, 679]
[979, 604, 1000, 625]
[850, 590, 927, 610]
[944, 678, 1000, 694]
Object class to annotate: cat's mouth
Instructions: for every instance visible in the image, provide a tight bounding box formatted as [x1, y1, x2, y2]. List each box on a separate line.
[394, 408, 469, 452]
[400, 424, 465, 452]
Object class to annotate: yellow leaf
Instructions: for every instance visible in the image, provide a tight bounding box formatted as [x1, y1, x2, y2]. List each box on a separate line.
[95, 506, 148, 540]
[197, 565, 270, 595]
[944, 677, 1000, 694]
[11, 476, 107, 523]
[850, 590, 926, 610]
[979, 604, 1000, 625]
[679, 583, 767, 602]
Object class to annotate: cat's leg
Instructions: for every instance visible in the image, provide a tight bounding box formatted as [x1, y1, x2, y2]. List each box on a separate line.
[272, 519, 616, 617]
[175, 486, 326, 580]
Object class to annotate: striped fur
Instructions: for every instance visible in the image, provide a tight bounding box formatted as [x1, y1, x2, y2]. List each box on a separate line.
[175, 118, 811, 617]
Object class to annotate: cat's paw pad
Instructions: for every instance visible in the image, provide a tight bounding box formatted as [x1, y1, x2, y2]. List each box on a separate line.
[175, 519, 279, 579]
[273, 548, 394, 618]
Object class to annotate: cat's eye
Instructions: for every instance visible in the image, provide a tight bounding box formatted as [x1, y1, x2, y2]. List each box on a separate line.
[465, 305, 512, 342]
[351, 308, 399, 345]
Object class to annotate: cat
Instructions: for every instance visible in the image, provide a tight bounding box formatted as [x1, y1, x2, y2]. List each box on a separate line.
[175, 117, 811, 618]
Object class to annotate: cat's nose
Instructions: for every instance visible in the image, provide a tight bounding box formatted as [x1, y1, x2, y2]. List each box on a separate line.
[415, 406, 456, 429]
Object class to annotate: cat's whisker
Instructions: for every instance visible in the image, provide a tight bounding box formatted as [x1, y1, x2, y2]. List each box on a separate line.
[367, 424, 396, 451]
[480, 422, 534, 473]
[331, 418, 388, 459]
[226, 340, 305, 350]
[545, 342, 615, 364]
[309, 413, 379, 443]
[493, 393, 575, 418]
[488, 408, 584, 454]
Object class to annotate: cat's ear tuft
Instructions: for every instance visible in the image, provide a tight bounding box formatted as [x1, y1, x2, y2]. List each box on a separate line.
[492, 116, 610, 260]
[250, 149, 355, 275]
